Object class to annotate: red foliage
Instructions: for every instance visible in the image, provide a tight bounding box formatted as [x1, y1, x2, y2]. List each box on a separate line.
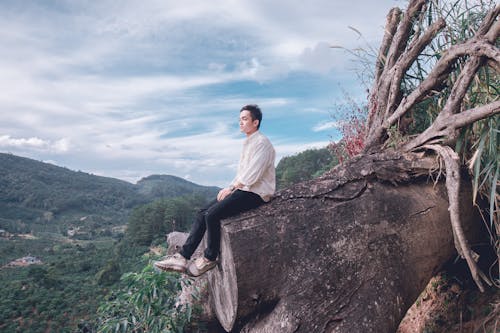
[330, 102, 367, 164]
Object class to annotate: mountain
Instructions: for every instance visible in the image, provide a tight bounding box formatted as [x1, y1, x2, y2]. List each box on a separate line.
[137, 174, 219, 199]
[0, 152, 219, 235]
[0, 153, 220, 332]
[275, 146, 338, 189]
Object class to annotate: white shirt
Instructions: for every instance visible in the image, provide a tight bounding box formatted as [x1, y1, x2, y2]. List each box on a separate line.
[231, 131, 276, 202]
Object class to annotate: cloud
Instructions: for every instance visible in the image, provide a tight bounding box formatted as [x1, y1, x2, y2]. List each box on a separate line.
[312, 121, 340, 132]
[274, 140, 331, 161]
[0, 0, 402, 186]
[0, 135, 70, 153]
[236, 57, 291, 82]
[299, 42, 339, 74]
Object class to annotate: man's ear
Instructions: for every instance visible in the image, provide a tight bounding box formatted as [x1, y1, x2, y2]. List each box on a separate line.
[253, 119, 260, 128]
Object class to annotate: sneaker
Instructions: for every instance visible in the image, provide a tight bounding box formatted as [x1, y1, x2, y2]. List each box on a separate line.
[154, 253, 188, 273]
[187, 256, 217, 277]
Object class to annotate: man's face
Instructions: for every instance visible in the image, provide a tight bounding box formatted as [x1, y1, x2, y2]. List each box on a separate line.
[239, 110, 259, 135]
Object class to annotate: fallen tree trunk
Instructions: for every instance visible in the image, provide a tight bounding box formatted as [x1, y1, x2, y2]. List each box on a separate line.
[204, 152, 481, 332]
[168, 1, 499, 329]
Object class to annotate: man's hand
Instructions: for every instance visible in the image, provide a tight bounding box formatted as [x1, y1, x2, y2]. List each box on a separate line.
[217, 182, 244, 201]
[217, 187, 233, 201]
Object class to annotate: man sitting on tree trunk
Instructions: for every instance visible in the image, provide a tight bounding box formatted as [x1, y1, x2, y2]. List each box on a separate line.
[154, 104, 276, 276]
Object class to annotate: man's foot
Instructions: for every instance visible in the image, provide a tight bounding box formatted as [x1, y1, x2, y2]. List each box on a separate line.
[154, 253, 188, 273]
[187, 256, 217, 277]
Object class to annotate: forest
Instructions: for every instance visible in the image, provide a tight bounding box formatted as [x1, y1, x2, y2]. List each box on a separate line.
[0, 153, 219, 332]
[0, 147, 330, 332]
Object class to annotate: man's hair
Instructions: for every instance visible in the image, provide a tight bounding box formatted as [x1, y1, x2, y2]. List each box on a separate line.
[240, 104, 262, 129]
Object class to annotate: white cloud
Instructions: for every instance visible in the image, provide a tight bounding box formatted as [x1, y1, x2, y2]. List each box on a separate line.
[0, 135, 46, 148]
[312, 121, 340, 132]
[0, 0, 403, 186]
[52, 138, 71, 153]
[274, 140, 331, 161]
[0, 135, 70, 153]
[299, 42, 339, 74]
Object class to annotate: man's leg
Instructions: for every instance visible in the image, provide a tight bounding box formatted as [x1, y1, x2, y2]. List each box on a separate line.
[154, 199, 218, 272]
[156, 191, 264, 274]
[179, 199, 218, 260]
[203, 190, 264, 261]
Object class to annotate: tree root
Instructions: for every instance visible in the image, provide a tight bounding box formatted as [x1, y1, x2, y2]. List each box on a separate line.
[425, 145, 492, 292]
[361, 0, 499, 291]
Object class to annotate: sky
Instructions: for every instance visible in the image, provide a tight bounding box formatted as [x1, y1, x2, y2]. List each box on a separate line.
[0, 0, 405, 187]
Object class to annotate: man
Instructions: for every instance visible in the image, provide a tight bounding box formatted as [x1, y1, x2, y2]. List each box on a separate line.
[154, 104, 275, 276]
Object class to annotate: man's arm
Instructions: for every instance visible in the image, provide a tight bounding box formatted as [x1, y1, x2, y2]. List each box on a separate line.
[234, 142, 274, 189]
[216, 182, 244, 201]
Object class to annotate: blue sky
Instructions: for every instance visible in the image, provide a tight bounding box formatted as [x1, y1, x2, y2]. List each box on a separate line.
[0, 0, 403, 187]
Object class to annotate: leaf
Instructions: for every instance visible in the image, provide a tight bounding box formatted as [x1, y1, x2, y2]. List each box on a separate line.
[490, 164, 499, 227]
[471, 130, 488, 203]
[348, 25, 362, 37]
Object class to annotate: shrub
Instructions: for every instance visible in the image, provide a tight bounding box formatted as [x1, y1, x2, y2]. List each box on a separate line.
[97, 264, 193, 333]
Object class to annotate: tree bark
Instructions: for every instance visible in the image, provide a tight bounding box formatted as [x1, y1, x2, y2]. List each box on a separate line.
[204, 153, 481, 332]
[168, 1, 499, 330]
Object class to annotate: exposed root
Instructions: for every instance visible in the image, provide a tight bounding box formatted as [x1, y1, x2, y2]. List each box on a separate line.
[425, 145, 491, 292]
[361, 0, 499, 292]
[364, 3, 500, 151]
[473, 301, 499, 333]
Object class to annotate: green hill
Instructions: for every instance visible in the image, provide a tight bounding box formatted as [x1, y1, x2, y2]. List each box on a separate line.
[0, 152, 220, 332]
[276, 147, 338, 189]
[137, 174, 219, 199]
[0, 153, 219, 236]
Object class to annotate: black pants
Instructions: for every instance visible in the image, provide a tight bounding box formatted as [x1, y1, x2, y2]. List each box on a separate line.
[180, 190, 264, 261]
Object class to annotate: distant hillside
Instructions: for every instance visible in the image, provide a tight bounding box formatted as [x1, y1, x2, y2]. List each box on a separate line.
[137, 174, 219, 199]
[276, 147, 338, 190]
[0, 153, 219, 234]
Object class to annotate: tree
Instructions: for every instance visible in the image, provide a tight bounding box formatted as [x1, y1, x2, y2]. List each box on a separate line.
[182, 1, 499, 332]
[126, 195, 209, 246]
[363, 0, 499, 292]
[275, 147, 338, 189]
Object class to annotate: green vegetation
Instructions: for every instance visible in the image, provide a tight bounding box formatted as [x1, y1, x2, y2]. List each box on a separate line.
[0, 196, 210, 332]
[0, 237, 116, 332]
[97, 265, 194, 333]
[126, 195, 208, 246]
[275, 147, 338, 189]
[0, 152, 218, 236]
[0, 153, 218, 332]
[91, 195, 213, 333]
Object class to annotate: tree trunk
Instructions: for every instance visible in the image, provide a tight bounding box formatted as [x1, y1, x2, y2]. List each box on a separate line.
[162, 1, 498, 329]
[205, 152, 480, 332]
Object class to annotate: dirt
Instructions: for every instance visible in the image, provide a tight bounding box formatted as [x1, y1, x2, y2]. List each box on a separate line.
[397, 273, 499, 333]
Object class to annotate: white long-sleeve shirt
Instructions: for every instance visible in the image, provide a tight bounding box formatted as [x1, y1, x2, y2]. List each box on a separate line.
[231, 131, 276, 202]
